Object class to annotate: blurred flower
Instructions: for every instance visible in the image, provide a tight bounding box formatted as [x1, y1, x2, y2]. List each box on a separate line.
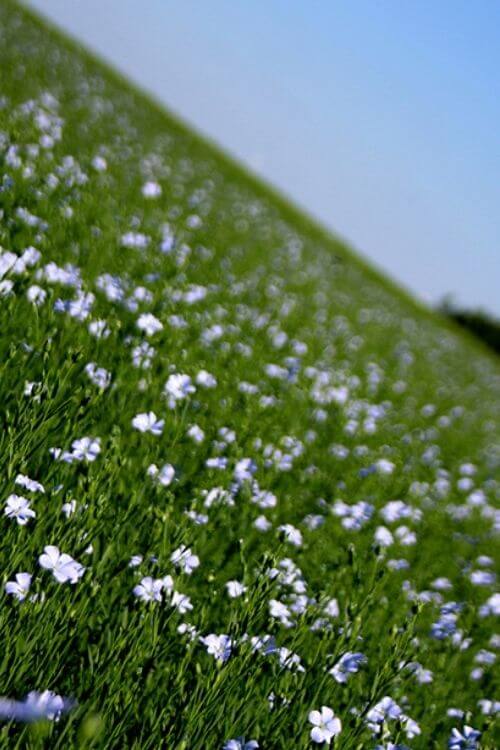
[5, 573, 32, 601]
[448, 726, 481, 749]
[132, 412, 164, 435]
[0, 690, 74, 722]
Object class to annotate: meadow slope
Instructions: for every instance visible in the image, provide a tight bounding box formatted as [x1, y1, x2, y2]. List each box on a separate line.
[0, 2, 499, 748]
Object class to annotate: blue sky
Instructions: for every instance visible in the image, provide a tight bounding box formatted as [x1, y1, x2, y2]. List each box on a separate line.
[26, 0, 500, 314]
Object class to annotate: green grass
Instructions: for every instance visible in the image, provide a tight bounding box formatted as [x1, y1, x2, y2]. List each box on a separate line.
[0, 1, 499, 748]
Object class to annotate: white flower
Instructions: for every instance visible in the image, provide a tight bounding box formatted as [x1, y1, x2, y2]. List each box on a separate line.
[448, 726, 481, 749]
[132, 341, 155, 369]
[200, 633, 232, 662]
[395, 526, 417, 546]
[164, 373, 195, 407]
[203, 487, 234, 508]
[171, 591, 193, 613]
[278, 524, 303, 547]
[170, 545, 199, 575]
[234, 458, 257, 483]
[206, 457, 227, 470]
[55, 291, 95, 321]
[185, 510, 208, 525]
[254, 515, 271, 532]
[0, 280, 14, 296]
[403, 716, 421, 738]
[62, 500, 77, 518]
[136, 313, 163, 336]
[269, 599, 293, 628]
[309, 706, 342, 744]
[121, 232, 150, 250]
[375, 459, 395, 474]
[223, 739, 259, 750]
[477, 698, 500, 715]
[157, 575, 173, 595]
[14, 474, 45, 493]
[409, 662, 433, 684]
[88, 319, 110, 339]
[329, 652, 367, 683]
[26, 285, 47, 305]
[71, 436, 101, 462]
[278, 647, 305, 672]
[147, 463, 175, 486]
[304, 513, 325, 531]
[187, 424, 205, 443]
[0, 690, 74, 722]
[479, 592, 500, 617]
[177, 622, 198, 639]
[249, 635, 277, 656]
[5, 573, 32, 601]
[23, 249, 41, 270]
[24, 381, 41, 398]
[196, 370, 217, 388]
[92, 155, 107, 171]
[85, 362, 111, 390]
[366, 696, 403, 730]
[4, 495, 36, 525]
[142, 181, 162, 198]
[252, 489, 277, 509]
[133, 577, 163, 602]
[38, 546, 85, 584]
[226, 580, 246, 598]
[132, 412, 164, 435]
[375, 526, 394, 548]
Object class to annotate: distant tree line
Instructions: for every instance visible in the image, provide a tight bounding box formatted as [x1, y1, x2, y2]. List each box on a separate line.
[440, 299, 500, 355]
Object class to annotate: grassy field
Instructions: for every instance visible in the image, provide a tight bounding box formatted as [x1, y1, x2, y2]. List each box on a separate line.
[0, 1, 499, 748]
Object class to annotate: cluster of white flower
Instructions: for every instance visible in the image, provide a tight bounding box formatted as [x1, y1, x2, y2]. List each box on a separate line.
[0, 15, 498, 747]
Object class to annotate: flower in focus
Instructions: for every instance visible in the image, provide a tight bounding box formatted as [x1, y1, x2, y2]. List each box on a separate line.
[71, 436, 101, 462]
[5, 572, 32, 601]
[309, 706, 342, 744]
[200, 633, 232, 663]
[133, 576, 163, 603]
[171, 591, 193, 614]
[38, 546, 85, 584]
[170, 545, 199, 575]
[4, 494, 36, 525]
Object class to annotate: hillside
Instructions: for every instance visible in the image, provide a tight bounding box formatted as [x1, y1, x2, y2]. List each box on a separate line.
[0, 1, 499, 748]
